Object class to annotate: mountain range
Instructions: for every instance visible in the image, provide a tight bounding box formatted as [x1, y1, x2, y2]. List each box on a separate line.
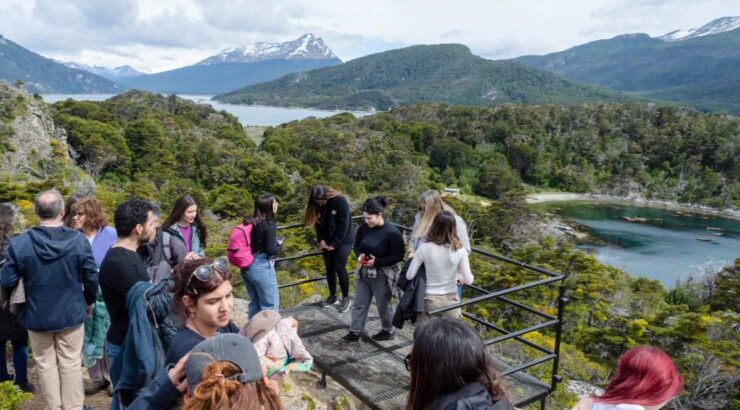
[513, 17, 740, 113]
[0, 34, 122, 93]
[59, 62, 146, 80]
[214, 44, 625, 110]
[1, 17, 738, 113]
[658, 16, 740, 41]
[114, 34, 341, 94]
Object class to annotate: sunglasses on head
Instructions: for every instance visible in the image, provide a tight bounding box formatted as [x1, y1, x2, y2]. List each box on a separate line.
[187, 256, 229, 294]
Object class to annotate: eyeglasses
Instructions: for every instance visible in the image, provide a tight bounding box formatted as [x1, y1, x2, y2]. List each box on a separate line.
[72, 212, 85, 218]
[417, 206, 425, 213]
[187, 257, 229, 294]
[404, 354, 412, 372]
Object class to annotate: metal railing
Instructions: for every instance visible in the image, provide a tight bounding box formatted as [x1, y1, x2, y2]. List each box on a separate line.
[273, 218, 568, 409]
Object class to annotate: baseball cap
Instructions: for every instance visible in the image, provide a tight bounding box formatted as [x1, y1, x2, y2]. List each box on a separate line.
[185, 333, 262, 392]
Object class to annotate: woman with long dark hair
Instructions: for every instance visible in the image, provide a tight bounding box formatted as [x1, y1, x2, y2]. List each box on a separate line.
[406, 318, 513, 410]
[304, 185, 354, 312]
[571, 346, 683, 410]
[343, 197, 404, 343]
[164, 194, 207, 258]
[0, 203, 34, 392]
[405, 211, 473, 322]
[242, 194, 282, 318]
[166, 258, 239, 365]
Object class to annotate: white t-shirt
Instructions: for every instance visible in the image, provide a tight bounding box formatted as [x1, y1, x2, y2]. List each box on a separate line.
[406, 242, 473, 295]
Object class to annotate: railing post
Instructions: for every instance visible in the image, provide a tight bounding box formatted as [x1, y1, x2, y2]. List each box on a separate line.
[550, 279, 568, 393]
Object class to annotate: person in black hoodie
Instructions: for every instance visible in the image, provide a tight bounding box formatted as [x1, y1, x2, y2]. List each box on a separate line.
[304, 185, 354, 312]
[242, 194, 283, 318]
[405, 318, 514, 410]
[342, 197, 404, 343]
[1, 190, 98, 410]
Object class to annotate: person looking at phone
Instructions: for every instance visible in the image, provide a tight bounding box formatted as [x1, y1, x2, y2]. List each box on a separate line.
[242, 194, 283, 318]
[343, 197, 404, 343]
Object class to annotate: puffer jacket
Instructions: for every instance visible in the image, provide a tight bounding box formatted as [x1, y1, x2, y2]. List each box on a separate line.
[111, 278, 179, 402]
[82, 287, 110, 367]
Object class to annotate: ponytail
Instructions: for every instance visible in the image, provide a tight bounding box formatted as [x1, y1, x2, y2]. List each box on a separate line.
[184, 361, 283, 410]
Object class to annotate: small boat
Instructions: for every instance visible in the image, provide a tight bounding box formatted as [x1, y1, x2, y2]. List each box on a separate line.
[707, 227, 723, 232]
[712, 232, 724, 236]
[696, 237, 712, 242]
[623, 216, 648, 223]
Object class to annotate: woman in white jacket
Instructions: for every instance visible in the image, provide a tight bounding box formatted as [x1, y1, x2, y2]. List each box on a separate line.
[405, 211, 473, 322]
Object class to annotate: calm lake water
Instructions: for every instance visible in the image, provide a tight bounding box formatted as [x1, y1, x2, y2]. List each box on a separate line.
[40, 94, 374, 126]
[538, 202, 740, 287]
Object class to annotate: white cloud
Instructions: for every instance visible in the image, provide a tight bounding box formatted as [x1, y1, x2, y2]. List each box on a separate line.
[0, 0, 738, 72]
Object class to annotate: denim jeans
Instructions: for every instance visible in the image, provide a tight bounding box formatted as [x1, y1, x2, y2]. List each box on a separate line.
[107, 342, 122, 410]
[241, 253, 279, 318]
[0, 339, 28, 386]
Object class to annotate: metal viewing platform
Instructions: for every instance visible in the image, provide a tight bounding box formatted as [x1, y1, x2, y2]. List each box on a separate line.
[274, 220, 568, 410]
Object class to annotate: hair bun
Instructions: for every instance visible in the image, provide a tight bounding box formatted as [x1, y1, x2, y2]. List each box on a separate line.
[375, 196, 388, 208]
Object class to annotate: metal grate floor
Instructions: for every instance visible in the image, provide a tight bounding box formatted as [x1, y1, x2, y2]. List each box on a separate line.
[281, 304, 550, 410]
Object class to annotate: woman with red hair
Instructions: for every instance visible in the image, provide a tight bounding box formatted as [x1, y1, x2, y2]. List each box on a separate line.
[572, 346, 683, 410]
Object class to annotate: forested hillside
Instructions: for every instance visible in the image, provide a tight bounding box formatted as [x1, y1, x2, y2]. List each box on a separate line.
[214, 44, 625, 110]
[513, 30, 740, 114]
[0, 86, 737, 409]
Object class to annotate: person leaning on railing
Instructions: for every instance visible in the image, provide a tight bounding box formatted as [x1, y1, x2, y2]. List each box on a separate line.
[304, 185, 354, 312]
[405, 211, 473, 322]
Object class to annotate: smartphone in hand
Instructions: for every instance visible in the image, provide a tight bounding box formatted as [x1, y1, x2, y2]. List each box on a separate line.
[277, 236, 286, 245]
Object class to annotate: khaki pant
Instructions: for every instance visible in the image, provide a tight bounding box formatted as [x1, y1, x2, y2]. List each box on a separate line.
[417, 293, 462, 324]
[28, 325, 85, 410]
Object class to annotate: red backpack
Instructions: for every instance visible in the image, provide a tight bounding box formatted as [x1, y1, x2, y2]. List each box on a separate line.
[227, 223, 254, 269]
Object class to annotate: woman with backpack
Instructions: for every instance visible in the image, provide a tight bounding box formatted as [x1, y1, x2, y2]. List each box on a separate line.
[242, 194, 283, 318]
[405, 211, 473, 322]
[164, 195, 207, 259]
[304, 185, 354, 313]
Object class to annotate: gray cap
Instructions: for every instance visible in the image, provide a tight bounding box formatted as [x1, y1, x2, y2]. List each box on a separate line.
[185, 333, 262, 392]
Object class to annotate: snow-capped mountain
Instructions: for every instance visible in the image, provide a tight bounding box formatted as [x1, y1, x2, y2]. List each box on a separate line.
[60, 62, 145, 79]
[196, 33, 340, 66]
[658, 16, 740, 41]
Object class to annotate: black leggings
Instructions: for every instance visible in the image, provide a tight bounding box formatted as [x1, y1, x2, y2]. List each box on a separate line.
[323, 244, 352, 298]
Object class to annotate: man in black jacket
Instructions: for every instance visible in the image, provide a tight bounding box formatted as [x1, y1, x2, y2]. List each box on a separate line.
[1, 189, 98, 410]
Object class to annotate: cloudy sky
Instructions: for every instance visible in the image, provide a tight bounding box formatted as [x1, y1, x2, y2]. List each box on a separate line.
[1, 0, 738, 73]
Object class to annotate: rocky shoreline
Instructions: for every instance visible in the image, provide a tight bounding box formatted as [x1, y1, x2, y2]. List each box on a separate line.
[527, 192, 740, 221]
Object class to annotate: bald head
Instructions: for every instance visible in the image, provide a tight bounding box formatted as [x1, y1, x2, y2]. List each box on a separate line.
[35, 189, 64, 221]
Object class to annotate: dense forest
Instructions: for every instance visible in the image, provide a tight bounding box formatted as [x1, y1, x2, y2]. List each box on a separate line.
[214, 44, 625, 110]
[0, 88, 737, 409]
